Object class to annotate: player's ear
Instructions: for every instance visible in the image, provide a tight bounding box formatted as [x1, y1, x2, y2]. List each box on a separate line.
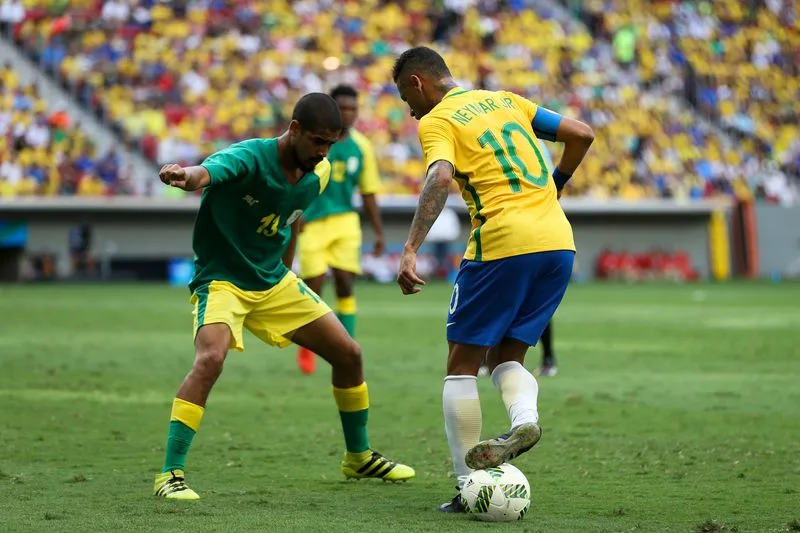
[288, 120, 302, 139]
[410, 74, 423, 91]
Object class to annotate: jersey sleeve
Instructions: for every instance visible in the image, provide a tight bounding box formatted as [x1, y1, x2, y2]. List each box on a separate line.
[313, 159, 331, 194]
[509, 93, 562, 142]
[352, 132, 381, 195]
[509, 92, 539, 123]
[200, 139, 261, 185]
[418, 115, 456, 170]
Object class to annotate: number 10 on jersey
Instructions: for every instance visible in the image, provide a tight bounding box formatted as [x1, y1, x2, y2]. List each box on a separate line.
[478, 122, 549, 192]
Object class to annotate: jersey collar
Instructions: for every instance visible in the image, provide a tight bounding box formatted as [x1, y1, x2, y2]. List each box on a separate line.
[443, 87, 468, 99]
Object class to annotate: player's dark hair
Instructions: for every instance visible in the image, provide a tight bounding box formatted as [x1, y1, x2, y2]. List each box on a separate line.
[392, 46, 452, 82]
[292, 93, 342, 132]
[330, 84, 358, 100]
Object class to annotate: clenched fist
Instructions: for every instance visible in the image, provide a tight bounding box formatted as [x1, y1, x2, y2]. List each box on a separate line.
[159, 164, 189, 190]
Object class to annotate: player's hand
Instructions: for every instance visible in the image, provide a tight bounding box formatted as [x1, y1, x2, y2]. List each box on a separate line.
[397, 250, 425, 295]
[373, 234, 385, 257]
[159, 164, 188, 190]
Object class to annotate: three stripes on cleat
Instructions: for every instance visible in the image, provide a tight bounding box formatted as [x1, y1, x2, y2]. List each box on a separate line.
[353, 451, 397, 479]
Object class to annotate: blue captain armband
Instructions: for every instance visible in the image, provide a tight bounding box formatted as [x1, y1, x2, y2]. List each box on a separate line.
[531, 107, 562, 142]
[553, 168, 572, 190]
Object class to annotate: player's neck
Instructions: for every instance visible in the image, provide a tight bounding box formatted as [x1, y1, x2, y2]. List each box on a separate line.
[430, 78, 460, 108]
[276, 133, 303, 182]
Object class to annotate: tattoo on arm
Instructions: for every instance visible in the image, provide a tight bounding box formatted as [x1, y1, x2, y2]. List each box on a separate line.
[405, 160, 454, 252]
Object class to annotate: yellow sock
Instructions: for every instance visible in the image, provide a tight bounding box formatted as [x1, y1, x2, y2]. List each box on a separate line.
[171, 398, 204, 431]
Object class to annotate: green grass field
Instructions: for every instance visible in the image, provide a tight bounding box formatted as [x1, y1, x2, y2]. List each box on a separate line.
[1, 282, 799, 533]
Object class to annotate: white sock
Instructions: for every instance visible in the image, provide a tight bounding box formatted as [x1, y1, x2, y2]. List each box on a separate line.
[442, 375, 482, 487]
[491, 361, 539, 428]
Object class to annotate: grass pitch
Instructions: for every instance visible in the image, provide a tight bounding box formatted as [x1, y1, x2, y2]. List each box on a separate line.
[1, 281, 799, 532]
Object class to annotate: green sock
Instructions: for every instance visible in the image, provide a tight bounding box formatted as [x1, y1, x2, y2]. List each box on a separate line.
[332, 382, 370, 453]
[163, 420, 196, 472]
[162, 398, 204, 473]
[337, 296, 357, 337]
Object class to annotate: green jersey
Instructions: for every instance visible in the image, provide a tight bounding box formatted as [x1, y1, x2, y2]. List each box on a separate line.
[190, 138, 331, 292]
[302, 129, 380, 223]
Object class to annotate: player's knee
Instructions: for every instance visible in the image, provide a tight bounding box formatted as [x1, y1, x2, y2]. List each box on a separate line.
[336, 339, 362, 370]
[193, 345, 227, 378]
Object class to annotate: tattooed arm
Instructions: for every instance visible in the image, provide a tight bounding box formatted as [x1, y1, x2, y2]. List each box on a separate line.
[405, 160, 454, 253]
[397, 160, 454, 295]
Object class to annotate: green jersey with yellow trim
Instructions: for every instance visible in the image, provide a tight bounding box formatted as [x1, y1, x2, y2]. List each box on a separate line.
[302, 129, 380, 222]
[190, 137, 331, 292]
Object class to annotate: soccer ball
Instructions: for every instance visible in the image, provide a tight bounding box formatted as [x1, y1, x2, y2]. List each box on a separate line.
[460, 464, 531, 522]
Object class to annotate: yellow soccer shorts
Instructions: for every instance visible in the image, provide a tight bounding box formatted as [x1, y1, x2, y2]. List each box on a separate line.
[298, 212, 362, 279]
[190, 271, 331, 352]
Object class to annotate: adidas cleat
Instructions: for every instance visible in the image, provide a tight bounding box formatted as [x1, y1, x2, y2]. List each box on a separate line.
[534, 364, 558, 377]
[465, 422, 542, 470]
[341, 450, 415, 482]
[153, 469, 200, 500]
[297, 346, 317, 375]
[439, 491, 468, 513]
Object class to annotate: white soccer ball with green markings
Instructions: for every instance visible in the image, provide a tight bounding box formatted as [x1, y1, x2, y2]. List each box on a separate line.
[460, 463, 531, 522]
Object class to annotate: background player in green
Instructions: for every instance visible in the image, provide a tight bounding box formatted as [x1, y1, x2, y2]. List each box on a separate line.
[153, 93, 414, 500]
[296, 85, 385, 375]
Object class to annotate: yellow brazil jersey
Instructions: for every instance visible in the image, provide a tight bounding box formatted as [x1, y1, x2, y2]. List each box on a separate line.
[418, 87, 574, 262]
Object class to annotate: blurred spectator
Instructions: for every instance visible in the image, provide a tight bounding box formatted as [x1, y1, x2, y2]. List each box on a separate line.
[0, 0, 24, 33]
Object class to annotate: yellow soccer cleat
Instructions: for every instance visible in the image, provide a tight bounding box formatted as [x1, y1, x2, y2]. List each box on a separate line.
[153, 469, 200, 500]
[341, 450, 416, 482]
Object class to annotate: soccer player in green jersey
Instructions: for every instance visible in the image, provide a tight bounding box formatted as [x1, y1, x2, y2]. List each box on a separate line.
[296, 85, 385, 375]
[153, 93, 415, 500]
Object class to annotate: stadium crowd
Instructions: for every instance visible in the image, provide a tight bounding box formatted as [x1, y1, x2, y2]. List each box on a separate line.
[0, 0, 797, 203]
[565, 0, 799, 202]
[0, 62, 134, 197]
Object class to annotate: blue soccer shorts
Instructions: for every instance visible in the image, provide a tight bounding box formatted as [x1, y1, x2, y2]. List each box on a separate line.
[446, 250, 575, 347]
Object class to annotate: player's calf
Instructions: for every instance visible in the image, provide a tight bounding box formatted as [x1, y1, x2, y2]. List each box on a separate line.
[328, 337, 363, 389]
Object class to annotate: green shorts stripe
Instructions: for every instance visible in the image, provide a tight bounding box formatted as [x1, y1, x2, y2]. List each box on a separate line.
[195, 284, 210, 327]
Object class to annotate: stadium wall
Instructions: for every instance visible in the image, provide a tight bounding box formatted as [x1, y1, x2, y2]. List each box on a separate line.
[0, 197, 746, 282]
[755, 205, 800, 279]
